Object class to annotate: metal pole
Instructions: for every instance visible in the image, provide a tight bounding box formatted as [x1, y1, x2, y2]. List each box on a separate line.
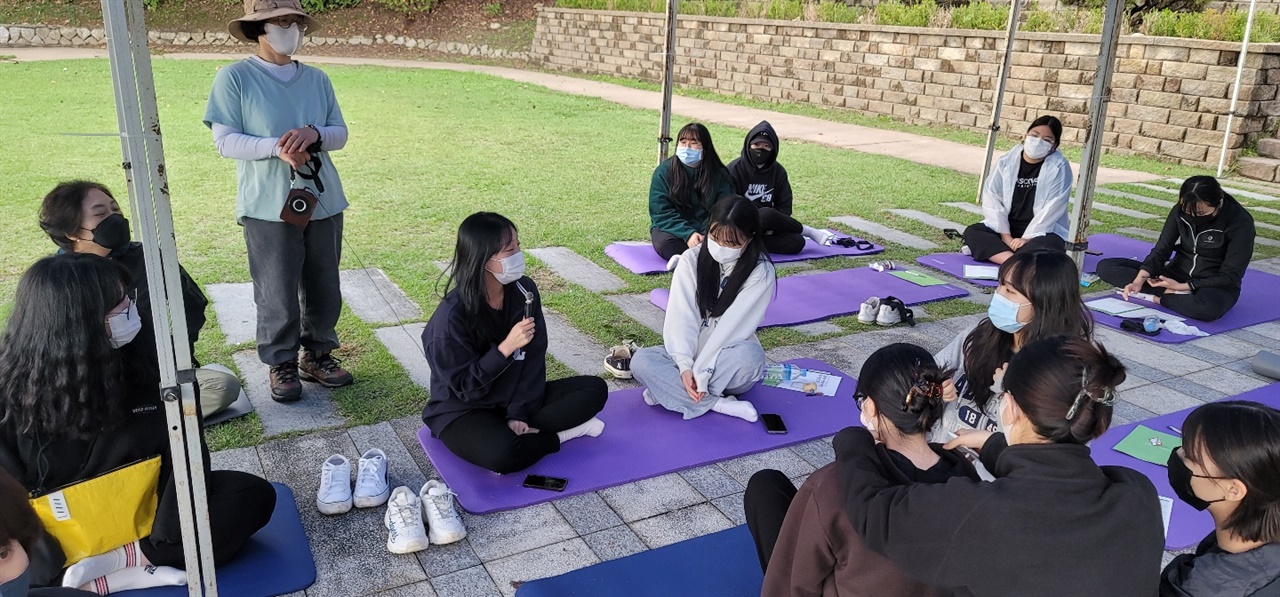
[658, 0, 678, 163]
[975, 0, 1023, 204]
[1066, 0, 1125, 270]
[102, 1, 218, 594]
[1216, 0, 1259, 177]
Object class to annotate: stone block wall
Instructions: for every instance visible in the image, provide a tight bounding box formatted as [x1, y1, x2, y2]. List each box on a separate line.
[534, 8, 1280, 167]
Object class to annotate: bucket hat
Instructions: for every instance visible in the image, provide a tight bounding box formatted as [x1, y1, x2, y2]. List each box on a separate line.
[228, 0, 322, 43]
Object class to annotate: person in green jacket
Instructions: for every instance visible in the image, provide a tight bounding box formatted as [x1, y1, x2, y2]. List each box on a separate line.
[649, 122, 735, 267]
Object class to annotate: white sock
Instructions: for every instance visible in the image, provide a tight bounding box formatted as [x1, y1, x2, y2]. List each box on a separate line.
[642, 389, 658, 406]
[666, 255, 681, 272]
[557, 417, 605, 443]
[801, 226, 834, 245]
[711, 397, 759, 422]
[63, 541, 147, 588]
[80, 565, 187, 594]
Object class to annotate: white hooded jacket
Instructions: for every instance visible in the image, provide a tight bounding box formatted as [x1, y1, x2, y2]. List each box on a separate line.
[980, 145, 1073, 240]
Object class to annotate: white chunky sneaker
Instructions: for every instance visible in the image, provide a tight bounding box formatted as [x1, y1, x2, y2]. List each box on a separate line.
[420, 480, 467, 545]
[384, 486, 429, 554]
[316, 454, 353, 515]
[353, 448, 391, 508]
[857, 297, 881, 324]
[876, 303, 902, 326]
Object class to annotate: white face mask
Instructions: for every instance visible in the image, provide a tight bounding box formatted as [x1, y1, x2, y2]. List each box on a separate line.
[706, 237, 743, 264]
[1023, 135, 1054, 160]
[998, 393, 1015, 439]
[106, 298, 143, 349]
[264, 23, 304, 56]
[489, 251, 526, 285]
[859, 410, 876, 433]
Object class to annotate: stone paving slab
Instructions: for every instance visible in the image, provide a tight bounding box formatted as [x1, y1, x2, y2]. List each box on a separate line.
[209, 446, 265, 477]
[233, 351, 343, 437]
[206, 282, 256, 345]
[791, 321, 844, 335]
[1119, 227, 1160, 240]
[374, 323, 431, 390]
[1095, 187, 1176, 209]
[1250, 205, 1280, 216]
[339, 268, 423, 324]
[1119, 383, 1206, 416]
[719, 447, 816, 485]
[604, 293, 666, 334]
[886, 208, 966, 232]
[712, 491, 748, 526]
[941, 201, 984, 217]
[371, 581, 438, 597]
[430, 566, 500, 597]
[461, 503, 578, 561]
[599, 473, 707, 523]
[679, 464, 745, 500]
[582, 525, 649, 562]
[829, 215, 937, 250]
[485, 537, 599, 597]
[527, 247, 626, 292]
[552, 492, 624, 536]
[1092, 202, 1158, 219]
[542, 310, 609, 377]
[630, 503, 734, 549]
[1133, 183, 1180, 195]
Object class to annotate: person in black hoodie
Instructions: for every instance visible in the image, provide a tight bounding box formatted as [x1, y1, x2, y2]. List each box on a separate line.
[0, 255, 276, 591]
[1161, 401, 1280, 597]
[835, 335, 1165, 597]
[726, 121, 832, 254]
[744, 343, 981, 597]
[422, 212, 608, 474]
[1098, 175, 1256, 322]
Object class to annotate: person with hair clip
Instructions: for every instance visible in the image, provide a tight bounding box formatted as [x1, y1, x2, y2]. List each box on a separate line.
[932, 249, 1093, 438]
[726, 121, 834, 254]
[743, 343, 982, 597]
[422, 212, 608, 475]
[37, 180, 239, 421]
[835, 336, 1165, 596]
[1098, 175, 1256, 322]
[649, 122, 735, 268]
[1161, 401, 1280, 596]
[0, 255, 276, 594]
[631, 196, 776, 423]
[963, 116, 1072, 264]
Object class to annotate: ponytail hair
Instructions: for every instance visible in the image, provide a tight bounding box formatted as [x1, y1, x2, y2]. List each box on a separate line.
[854, 343, 955, 436]
[1004, 336, 1124, 444]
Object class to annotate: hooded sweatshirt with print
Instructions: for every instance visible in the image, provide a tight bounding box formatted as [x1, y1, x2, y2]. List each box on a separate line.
[727, 121, 793, 215]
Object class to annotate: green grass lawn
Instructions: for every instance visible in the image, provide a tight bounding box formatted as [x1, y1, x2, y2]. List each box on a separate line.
[2, 58, 1276, 449]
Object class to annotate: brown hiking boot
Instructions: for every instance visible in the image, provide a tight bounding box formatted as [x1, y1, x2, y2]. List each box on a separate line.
[300, 350, 354, 388]
[269, 360, 303, 403]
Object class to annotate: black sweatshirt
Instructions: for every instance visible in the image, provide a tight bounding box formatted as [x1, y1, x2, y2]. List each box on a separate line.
[1161, 533, 1280, 597]
[727, 120, 793, 214]
[1142, 194, 1256, 292]
[834, 427, 1165, 597]
[421, 277, 549, 436]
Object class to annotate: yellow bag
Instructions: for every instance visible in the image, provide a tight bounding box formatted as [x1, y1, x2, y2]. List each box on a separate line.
[29, 456, 162, 565]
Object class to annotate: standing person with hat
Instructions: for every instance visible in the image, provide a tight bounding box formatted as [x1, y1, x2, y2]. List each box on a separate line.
[204, 0, 354, 402]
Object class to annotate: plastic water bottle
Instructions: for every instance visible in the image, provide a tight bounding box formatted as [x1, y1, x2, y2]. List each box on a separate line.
[870, 261, 896, 272]
[1143, 316, 1161, 333]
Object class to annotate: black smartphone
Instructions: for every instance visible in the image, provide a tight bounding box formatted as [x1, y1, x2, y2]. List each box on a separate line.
[523, 474, 568, 492]
[761, 413, 788, 434]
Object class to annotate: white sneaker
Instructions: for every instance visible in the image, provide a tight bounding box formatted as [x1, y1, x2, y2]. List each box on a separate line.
[876, 303, 902, 326]
[353, 448, 391, 508]
[857, 297, 881, 324]
[420, 480, 467, 545]
[316, 454, 353, 515]
[961, 245, 972, 256]
[384, 486, 429, 554]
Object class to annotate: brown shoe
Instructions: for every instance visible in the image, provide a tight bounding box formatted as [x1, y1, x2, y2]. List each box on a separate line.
[269, 360, 303, 403]
[300, 350, 354, 388]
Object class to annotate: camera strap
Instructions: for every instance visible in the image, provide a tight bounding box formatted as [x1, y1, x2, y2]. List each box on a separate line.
[289, 152, 326, 195]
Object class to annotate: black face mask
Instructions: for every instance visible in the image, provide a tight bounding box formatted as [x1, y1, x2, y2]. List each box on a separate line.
[88, 213, 131, 251]
[1167, 450, 1226, 511]
[750, 147, 770, 167]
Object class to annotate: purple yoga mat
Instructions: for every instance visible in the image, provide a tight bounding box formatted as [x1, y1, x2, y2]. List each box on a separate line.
[1091, 267, 1280, 344]
[417, 358, 859, 514]
[606, 233, 884, 275]
[915, 233, 1154, 287]
[649, 268, 970, 327]
[1092, 383, 1280, 550]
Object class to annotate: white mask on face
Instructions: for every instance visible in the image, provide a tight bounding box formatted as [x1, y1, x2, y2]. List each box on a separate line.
[489, 251, 526, 285]
[706, 237, 743, 264]
[998, 394, 1015, 439]
[264, 23, 304, 56]
[106, 298, 143, 349]
[859, 410, 876, 433]
[1023, 135, 1054, 160]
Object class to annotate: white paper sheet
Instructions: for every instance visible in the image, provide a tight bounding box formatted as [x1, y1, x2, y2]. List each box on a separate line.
[1086, 298, 1185, 322]
[1160, 496, 1173, 538]
[963, 264, 1000, 280]
[762, 364, 843, 396]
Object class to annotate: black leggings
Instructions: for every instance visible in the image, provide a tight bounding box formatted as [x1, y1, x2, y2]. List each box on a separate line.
[1095, 258, 1239, 322]
[963, 223, 1065, 262]
[438, 376, 608, 474]
[140, 470, 277, 568]
[743, 469, 797, 573]
[651, 229, 691, 262]
[759, 207, 805, 255]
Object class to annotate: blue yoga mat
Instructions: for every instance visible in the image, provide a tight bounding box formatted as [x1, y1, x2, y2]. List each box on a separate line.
[516, 525, 762, 597]
[118, 482, 315, 597]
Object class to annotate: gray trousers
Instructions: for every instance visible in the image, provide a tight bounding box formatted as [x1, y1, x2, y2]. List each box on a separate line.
[243, 213, 343, 366]
[631, 342, 766, 419]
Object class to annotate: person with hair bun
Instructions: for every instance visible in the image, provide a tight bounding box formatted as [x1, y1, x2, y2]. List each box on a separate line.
[743, 343, 981, 596]
[1098, 175, 1256, 322]
[1161, 401, 1280, 596]
[835, 336, 1165, 596]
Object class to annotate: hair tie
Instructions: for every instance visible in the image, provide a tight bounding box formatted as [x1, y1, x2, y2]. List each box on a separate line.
[1066, 367, 1118, 419]
[904, 378, 943, 411]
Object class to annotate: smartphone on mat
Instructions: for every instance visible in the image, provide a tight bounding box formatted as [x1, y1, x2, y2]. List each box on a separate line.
[761, 414, 788, 434]
[523, 474, 568, 492]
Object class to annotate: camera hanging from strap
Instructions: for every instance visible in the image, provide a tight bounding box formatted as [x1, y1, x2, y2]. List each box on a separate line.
[281, 151, 324, 229]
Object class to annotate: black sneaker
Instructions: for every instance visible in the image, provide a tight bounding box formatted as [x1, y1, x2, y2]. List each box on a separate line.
[270, 360, 303, 403]
[300, 350, 355, 388]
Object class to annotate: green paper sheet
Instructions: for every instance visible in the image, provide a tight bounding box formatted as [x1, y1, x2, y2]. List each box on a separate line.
[1113, 425, 1183, 466]
[888, 270, 947, 287]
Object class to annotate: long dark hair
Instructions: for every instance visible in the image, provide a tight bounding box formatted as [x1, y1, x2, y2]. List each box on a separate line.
[855, 343, 955, 436]
[962, 249, 1093, 412]
[696, 196, 771, 319]
[1182, 401, 1280, 544]
[0, 254, 131, 439]
[39, 180, 115, 252]
[1178, 175, 1227, 213]
[1004, 336, 1124, 445]
[0, 468, 42, 551]
[440, 212, 518, 343]
[668, 122, 728, 214]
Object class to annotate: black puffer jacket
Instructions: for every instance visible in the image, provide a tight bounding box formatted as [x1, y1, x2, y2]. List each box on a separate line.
[1161, 534, 1280, 597]
[727, 120, 793, 214]
[1142, 194, 1256, 292]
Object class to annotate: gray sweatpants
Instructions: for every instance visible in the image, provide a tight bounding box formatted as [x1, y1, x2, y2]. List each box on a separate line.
[242, 213, 343, 366]
[631, 342, 766, 419]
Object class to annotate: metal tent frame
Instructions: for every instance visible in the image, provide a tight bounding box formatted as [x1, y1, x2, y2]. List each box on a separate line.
[1216, 0, 1261, 177]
